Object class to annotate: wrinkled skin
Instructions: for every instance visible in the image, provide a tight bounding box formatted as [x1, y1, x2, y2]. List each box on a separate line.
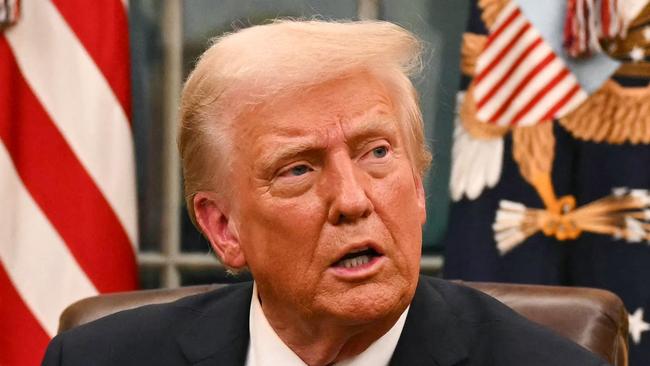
[194, 73, 426, 365]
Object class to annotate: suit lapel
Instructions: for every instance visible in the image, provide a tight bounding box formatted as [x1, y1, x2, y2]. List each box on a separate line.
[390, 277, 469, 366]
[174, 278, 469, 366]
[176, 282, 253, 366]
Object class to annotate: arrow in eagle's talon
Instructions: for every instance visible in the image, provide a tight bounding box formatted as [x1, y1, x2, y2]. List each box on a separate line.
[492, 190, 650, 255]
[630, 189, 650, 207]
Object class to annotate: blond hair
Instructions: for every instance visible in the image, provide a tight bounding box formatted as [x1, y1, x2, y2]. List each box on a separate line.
[179, 19, 431, 225]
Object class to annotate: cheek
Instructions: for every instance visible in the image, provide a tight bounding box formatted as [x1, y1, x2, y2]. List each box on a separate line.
[239, 192, 327, 271]
[372, 169, 423, 255]
[377, 170, 421, 220]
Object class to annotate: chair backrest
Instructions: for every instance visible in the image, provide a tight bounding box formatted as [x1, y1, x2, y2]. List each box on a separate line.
[462, 282, 628, 366]
[58, 281, 628, 366]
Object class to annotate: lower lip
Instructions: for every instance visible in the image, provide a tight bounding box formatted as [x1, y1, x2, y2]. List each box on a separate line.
[328, 255, 385, 280]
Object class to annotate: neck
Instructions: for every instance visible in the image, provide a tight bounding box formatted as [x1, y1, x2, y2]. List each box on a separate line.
[259, 296, 406, 366]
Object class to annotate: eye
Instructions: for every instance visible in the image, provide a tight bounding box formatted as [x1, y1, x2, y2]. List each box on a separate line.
[359, 142, 392, 171]
[371, 146, 388, 159]
[280, 164, 313, 177]
[290, 165, 310, 176]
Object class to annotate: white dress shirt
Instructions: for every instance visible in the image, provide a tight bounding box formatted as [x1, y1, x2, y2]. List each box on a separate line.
[245, 283, 409, 366]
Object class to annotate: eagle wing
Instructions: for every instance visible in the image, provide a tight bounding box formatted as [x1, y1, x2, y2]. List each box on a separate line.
[559, 80, 650, 145]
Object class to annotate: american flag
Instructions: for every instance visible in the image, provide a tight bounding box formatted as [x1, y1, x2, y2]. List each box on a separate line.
[473, 1, 588, 126]
[0, 1, 138, 364]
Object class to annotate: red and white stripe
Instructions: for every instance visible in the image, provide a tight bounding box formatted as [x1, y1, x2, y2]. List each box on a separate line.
[0, 1, 138, 365]
[473, 2, 588, 126]
[600, 0, 619, 38]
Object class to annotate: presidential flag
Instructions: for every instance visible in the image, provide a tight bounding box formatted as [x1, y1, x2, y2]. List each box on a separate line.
[444, 0, 650, 364]
[0, 1, 138, 364]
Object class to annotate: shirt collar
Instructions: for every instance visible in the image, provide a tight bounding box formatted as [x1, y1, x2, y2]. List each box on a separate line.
[246, 282, 409, 366]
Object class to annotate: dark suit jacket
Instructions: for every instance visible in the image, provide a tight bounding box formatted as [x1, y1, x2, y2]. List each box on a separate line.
[42, 276, 610, 365]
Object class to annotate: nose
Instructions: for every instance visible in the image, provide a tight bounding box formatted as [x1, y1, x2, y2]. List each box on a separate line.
[325, 154, 374, 225]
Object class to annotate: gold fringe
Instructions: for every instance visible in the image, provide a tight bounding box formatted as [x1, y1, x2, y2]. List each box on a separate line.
[461, 33, 488, 76]
[459, 86, 510, 140]
[479, 0, 511, 29]
[606, 3, 650, 76]
[606, 29, 650, 59]
[615, 63, 650, 78]
[628, 2, 650, 28]
[559, 80, 650, 145]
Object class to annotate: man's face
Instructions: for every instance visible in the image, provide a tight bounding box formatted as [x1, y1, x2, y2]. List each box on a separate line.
[227, 73, 425, 324]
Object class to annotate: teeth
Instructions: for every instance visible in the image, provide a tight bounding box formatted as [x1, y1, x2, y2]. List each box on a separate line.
[339, 255, 370, 268]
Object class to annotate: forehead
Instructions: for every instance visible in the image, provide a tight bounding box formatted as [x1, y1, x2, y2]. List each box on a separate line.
[233, 74, 399, 143]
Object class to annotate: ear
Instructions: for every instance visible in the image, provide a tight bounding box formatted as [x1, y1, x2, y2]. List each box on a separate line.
[193, 192, 247, 269]
[414, 175, 427, 225]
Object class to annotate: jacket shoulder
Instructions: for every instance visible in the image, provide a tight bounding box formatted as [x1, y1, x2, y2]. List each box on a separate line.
[415, 277, 609, 365]
[42, 282, 252, 366]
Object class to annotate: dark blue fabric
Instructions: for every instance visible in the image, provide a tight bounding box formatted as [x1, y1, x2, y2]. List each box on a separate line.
[42, 277, 608, 365]
[444, 126, 650, 364]
[443, 3, 650, 364]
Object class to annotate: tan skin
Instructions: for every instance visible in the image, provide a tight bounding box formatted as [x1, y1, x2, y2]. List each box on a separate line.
[194, 73, 426, 366]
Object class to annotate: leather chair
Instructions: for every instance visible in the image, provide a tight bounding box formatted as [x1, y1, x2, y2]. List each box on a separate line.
[58, 281, 629, 366]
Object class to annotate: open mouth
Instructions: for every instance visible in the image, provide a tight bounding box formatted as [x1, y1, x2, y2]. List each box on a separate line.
[332, 247, 383, 269]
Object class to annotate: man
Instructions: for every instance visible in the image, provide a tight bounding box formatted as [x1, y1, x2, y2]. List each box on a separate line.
[42, 20, 609, 365]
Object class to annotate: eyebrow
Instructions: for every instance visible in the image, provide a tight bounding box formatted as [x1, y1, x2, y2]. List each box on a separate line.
[256, 116, 399, 174]
[257, 137, 324, 174]
[343, 116, 399, 148]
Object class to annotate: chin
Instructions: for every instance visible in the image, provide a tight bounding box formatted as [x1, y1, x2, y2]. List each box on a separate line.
[317, 280, 414, 324]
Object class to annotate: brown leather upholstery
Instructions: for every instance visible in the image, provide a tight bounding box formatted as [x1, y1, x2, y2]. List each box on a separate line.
[462, 282, 628, 366]
[58, 281, 628, 366]
[58, 284, 225, 334]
